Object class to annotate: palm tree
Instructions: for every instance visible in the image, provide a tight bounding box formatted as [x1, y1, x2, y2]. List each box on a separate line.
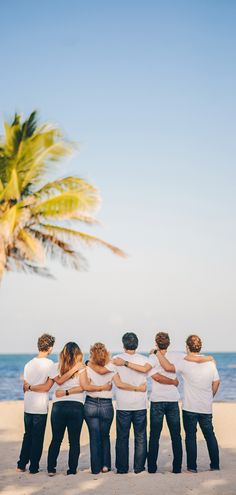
[0, 111, 125, 280]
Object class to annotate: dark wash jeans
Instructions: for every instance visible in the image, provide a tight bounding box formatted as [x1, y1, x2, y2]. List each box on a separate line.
[182, 410, 220, 471]
[17, 412, 47, 473]
[148, 401, 183, 473]
[84, 396, 114, 474]
[47, 401, 84, 474]
[116, 409, 147, 473]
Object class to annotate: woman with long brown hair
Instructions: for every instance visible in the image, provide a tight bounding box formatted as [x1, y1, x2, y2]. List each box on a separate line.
[47, 342, 85, 476]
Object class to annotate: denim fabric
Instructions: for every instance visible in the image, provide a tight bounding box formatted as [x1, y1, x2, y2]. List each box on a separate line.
[84, 396, 114, 474]
[17, 412, 47, 473]
[47, 401, 84, 474]
[148, 401, 182, 473]
[183, 410, 220, 471]
[115, 409, 147, 473]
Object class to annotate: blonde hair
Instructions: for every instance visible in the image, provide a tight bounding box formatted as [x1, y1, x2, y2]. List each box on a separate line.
[59, 342, 83, 376]
[90, 342, 110, 367]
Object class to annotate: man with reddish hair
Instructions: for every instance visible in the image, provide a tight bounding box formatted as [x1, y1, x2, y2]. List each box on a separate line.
[156, 334, 220, 473]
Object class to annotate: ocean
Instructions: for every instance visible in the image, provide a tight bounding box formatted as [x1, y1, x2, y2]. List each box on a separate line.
[0, 352, 235, 402]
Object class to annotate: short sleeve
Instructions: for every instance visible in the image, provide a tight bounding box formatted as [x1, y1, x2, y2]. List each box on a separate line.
[212, 364, 220, 381]
[148, 365, 161, 378]
[49, 362, 59, 379]
[148, 354, 158, 367]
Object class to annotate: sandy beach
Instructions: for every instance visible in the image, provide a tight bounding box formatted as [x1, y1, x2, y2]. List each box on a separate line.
[0, 401, 235, 495]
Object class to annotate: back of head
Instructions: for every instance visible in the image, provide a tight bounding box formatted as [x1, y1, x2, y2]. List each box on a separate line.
[186, 334, 202, 353]
[90, 342, 110, 367]
[60, 342, 83, 375]
[155, 332, 170, 350]
[122, 332, 138, 351]
[37, 333, 55, 352]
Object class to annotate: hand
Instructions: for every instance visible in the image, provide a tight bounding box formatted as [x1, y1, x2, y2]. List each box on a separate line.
[137, 382, 147, 392]
[23, 381, 30, 393]
[55, 389, 65, 398]
[112, 357, 125, 366]
[149, 348, 157, 355]
[174, 378, 179, 387]
[77, 362, 86, 371]
[102, 382, 112, 391]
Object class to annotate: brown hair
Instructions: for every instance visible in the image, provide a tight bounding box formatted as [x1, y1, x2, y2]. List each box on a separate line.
[186, 335, 202, 353]
[59, 342, 83, 376]
[90, 342, 110, 367]
[155, 332, 170, 350]
[37, 334, 55, 352]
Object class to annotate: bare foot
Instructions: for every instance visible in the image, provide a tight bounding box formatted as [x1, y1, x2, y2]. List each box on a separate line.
[184, 469, 197, 474]
[16, 468, 26, 473]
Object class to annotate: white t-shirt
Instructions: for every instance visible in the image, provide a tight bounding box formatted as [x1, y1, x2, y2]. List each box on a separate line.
[24, 357, 54, 414]
[176, 359, 220, 413]
[148, 352, 184, 402]
[49, 362, 85, 404]
[112, 353, 150, 411]
[86, 363, 115, 399]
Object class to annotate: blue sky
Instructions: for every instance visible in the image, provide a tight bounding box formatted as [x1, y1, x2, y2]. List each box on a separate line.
[0, 1, 235, 352]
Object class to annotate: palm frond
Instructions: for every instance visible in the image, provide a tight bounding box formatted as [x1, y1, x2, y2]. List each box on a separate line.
[36, 224, 127, 258]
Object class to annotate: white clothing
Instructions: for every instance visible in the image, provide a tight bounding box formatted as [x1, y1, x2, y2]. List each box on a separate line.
[176, 359, 220, 413]
[49, 362, 85, 404]
[86, 363, 115, 399]
[148, 352, 184, 402]
[112, 353, 150, 411]
[24, 357, 54, 414]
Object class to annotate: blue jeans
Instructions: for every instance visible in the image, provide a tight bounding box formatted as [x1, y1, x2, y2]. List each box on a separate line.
[84, 396, 114, 474]
[17, 413, 47, 473]
[183, 410, 220, 471]
[116, 409, 147, 473]
[148, 401, 182, 473]
[47, 401, 84, 474]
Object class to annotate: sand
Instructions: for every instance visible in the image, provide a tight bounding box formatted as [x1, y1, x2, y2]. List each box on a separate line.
[0, 401, 235, 495]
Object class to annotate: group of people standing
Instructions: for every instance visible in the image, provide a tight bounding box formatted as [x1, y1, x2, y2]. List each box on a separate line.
[17, 331, 220, 477]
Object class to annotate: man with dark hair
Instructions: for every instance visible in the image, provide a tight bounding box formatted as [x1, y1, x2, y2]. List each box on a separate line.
[156, 334, 220, 473]
[147, 332, 183, 473]
[112, 332, 179, 474]
[17, 333, 55, 474]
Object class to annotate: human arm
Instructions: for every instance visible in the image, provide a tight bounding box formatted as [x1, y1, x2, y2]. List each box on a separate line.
[156, 351, 176, 373]
[87, 362, 111, 375]
[185, 354, 215, 363]
[79, 369, 112, 392]
[112, 357, 152, 373]
[24, 377, 54, 392]
[53, 363, 86, 385]
[113, 373, 146, 392]
[151, 373, 179, 386]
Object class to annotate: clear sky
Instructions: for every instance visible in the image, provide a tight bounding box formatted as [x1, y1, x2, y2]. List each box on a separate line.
[0, 1, 235, 353]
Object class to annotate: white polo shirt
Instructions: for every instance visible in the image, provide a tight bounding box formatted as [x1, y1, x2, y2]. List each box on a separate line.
[148, 352, 184, 402]
[24, 357, 54, 414]
[49, 362, 85, 404]
[112, 353, 150, 411]
[176, 359, 220, 414]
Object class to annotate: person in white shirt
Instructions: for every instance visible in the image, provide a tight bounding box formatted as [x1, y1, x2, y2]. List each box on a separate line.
[17, 333, 55, 474]
[147, 332, 183, 473]
[156, 334, 220, 473]
[62, 341, 146, 474]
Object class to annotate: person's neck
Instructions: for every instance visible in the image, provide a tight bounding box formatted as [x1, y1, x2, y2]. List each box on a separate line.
[37, 351, 49, 359]
[187, 351, 200, 356]
[124, 349, 136, 355]
[159, 349, 167, 355]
